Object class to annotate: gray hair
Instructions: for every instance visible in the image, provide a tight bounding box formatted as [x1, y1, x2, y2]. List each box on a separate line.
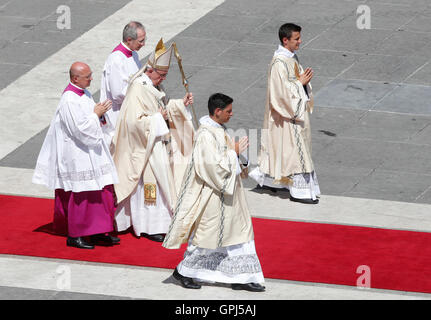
[122, 21, 145, 41]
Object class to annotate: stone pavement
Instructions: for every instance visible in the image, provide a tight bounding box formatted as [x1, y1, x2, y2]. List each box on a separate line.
[0, 0, 430, 301]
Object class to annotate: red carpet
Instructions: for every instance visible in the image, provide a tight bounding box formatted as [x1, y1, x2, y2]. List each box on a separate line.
[1, 194, 431, 294]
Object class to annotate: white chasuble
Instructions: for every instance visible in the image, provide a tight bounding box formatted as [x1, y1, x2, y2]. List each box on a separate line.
[112, 73, 193, 235]
[252, 45, 320, 199]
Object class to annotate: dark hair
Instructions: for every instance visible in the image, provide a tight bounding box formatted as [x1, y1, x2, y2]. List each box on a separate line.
[278, 23, 301, 43]
[208, 93, 233, 116]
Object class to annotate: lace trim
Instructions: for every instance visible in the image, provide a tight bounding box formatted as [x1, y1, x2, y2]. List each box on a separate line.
[36, 163, 115, 181]
[291, 171, 319, 189]
[181, 251, 262, 275]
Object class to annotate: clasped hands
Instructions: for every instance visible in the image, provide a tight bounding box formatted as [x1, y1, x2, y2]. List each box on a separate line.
[298, 67, 313, 85]
[233, 136, 249, 156]
[94, 99, 112, 118]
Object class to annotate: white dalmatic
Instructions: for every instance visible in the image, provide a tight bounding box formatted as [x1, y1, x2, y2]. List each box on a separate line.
[176, 116, 265, 285]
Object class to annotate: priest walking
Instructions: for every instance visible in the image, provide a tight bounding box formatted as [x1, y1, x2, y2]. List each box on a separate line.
[112, 39, 194, 242]
[163, 93, 265, 292]
[32, 62, 120, 249]
[250, 23, 321, 204]
[100, 21, 146, 145]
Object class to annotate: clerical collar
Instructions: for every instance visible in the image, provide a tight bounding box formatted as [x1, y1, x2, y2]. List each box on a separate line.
[63, 82, 85, 96]
[112, 42, 133, 58]
[199, 115, 226, 130]
[274, 44, 296, 58]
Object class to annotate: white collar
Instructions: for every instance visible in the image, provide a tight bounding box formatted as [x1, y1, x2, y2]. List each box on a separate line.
[199, 115, 224, 129]
[121, 41, 133, 52]
[274, 44, 296, 58]
[69, 82, 85, 91]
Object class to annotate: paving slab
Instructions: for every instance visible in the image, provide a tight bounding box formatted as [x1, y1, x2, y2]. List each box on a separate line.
[245, 19, 331, 47]
[273, 1, 359, 26]
[338, 54, 428, 83]
[310, 107, 368, 137]
[336, 3, 424, 31]
[339, 111, 431, 143]
[300, 49, 359, 78]
[344, 168, 431, 203]
[404, 62, 431, 86]
[373, 84, 431, 115]
[307, 27, 393, 54]
[377, 142, 431, 175]
[179, 12, 268, 42]
[409, 123, 431, 145]
[314, 79, 397, 110]
[374, 31, 431, 59]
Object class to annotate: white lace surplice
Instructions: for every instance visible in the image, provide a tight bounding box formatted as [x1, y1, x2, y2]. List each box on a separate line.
[177, 238, 265, 285]
[249, 166, 321, 200]
[32, 89, 118, 192]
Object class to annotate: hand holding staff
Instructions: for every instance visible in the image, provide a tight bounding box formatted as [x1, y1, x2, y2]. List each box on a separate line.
[172, 42, 199, 129]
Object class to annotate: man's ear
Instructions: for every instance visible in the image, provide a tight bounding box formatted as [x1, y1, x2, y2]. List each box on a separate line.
[214, 108, 221, 117]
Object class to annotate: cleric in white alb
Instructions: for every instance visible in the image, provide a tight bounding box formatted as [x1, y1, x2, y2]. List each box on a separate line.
[32, 62, 119, 250]
[99, 21, 146, 145]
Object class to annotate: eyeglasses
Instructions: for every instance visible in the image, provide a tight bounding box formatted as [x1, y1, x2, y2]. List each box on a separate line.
[154, 69, 168, 78]
[78, 73, 92, 80]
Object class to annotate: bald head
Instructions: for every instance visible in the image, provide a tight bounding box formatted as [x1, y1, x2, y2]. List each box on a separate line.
[69, 62, 90, 78]
[69, 62, 93, 89]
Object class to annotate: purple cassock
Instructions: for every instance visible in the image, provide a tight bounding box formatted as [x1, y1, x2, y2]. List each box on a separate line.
[54, 185, 117, 238]
[52, 84, 117, 238]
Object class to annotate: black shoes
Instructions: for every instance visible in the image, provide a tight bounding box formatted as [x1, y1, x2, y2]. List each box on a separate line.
[90, 233, 121, 245]
[67, 234, 121, 249]
[142, 233, 166, 242]
[255, 184, 278, 193]
[172, 268, 265, 292]
[173, 268, 201, 289]
[290, 196, 319, 204]
[66, 236, 94, 249]
[232, 283, 266, 292]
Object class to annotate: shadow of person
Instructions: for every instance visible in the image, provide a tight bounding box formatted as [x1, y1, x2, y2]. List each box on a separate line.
[33, 222, 66, 237]
[250, 185, 291, 199]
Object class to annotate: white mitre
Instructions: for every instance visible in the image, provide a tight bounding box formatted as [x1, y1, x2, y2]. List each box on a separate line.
[147, 38, 173, 71]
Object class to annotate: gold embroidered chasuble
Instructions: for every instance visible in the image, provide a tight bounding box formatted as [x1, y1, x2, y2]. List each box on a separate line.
[163, 124, 254, 250]
[258, 54, 315, 184]
[111, 77, 193, 208]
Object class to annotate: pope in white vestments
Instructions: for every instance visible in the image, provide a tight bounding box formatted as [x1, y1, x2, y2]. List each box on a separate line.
[100, 21, 145, 145]
[112, 39, 195, 242]
[163, 93, 265, 292]
[250, 23, 321, 204]
[32, 62, 119, 249]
